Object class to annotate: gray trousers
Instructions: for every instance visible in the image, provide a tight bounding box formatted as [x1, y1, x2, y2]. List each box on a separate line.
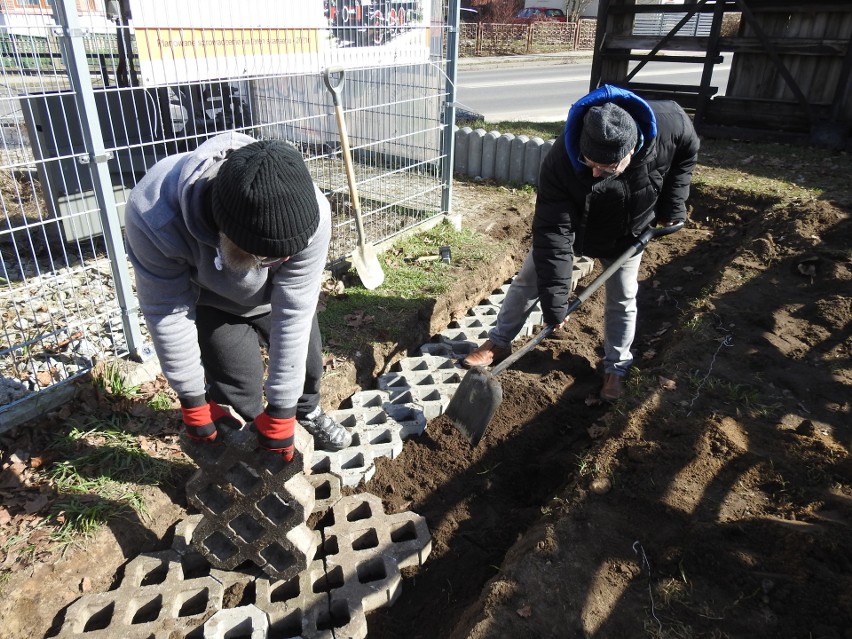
[487, 247, 644, 376]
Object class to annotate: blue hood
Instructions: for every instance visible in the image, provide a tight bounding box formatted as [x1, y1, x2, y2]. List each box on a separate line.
[563, 85, 657, 173]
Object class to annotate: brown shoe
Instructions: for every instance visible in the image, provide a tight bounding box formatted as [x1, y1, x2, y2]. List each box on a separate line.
[600, 373, 624, 402]
[461, 340, 511, 369]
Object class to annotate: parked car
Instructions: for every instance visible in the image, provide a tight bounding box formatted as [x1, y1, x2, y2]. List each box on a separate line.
[460, 7, 479, 22]
[511, 7, 568, 24]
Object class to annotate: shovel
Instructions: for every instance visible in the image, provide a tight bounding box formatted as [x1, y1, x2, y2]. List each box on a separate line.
[446, 222, 684, 446]
[323, 67, 385, 290]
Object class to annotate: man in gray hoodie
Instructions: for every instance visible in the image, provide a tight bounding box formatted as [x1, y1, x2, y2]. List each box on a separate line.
[125, 132, 352, 460]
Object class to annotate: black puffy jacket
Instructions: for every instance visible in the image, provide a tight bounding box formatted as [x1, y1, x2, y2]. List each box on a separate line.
[532, 95, 699, 325]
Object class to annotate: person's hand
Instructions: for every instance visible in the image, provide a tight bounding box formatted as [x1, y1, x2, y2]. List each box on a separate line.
[253, 410, 296, 462]
[551, 316, 570, 332]
[180, 395, 242, 441]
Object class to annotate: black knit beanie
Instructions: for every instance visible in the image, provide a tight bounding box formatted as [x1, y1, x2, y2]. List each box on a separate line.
[580, 103, 638, 165]
[212, 140, 319, 257]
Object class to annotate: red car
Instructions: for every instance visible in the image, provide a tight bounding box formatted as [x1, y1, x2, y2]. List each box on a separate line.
[511, 7, 568, 23]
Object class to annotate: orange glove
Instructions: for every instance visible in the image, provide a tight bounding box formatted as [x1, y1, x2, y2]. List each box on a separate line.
[180, 395, 241, 441]
[253, 409, 296, 462]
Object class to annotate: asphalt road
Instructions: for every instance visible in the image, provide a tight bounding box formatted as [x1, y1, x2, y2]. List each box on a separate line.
[456, 56, 732, 122]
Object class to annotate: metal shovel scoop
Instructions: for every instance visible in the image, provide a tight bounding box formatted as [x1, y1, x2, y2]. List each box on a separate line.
[446, 223, 684, 446]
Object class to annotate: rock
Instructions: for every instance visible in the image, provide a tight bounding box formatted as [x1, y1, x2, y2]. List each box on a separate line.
[590, 477, 611, 494]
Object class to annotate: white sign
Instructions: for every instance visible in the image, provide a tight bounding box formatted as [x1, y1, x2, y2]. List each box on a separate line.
[128, 0, 433, 86]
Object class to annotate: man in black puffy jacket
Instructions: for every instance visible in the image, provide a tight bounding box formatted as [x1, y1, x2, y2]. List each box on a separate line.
[462, 85, 699, 401]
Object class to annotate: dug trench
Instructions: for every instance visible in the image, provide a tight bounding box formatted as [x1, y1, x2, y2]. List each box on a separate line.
[362, 178, 852, 638]
[0, 143, 850, 639]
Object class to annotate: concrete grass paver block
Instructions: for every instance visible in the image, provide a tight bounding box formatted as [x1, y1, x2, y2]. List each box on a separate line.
[308, 398, 430, 486]
[255, 559, 365, 639]
[322, 493, 432, 614]
[202, 604, 268, 639]
[183, 426, 317, 581]
[310, 444, 376, 488]
[54, 550, 224, 639]
[305, 471, 343, 513]
[348, 389, 429, 436]
[393, 353, 459, 374]
[434, 327, 490, 345]
[169, 514, 265, 592]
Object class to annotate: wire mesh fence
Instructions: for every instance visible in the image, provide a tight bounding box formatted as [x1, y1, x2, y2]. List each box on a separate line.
[0, 0, 457, 421]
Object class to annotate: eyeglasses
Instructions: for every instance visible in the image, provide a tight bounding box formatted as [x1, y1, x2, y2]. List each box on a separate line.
[579, 155, 623, 176]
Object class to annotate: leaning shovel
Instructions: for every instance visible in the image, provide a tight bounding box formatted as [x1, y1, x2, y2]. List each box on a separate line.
[323, 67, 385, 290]
[446, 223, 684, 446]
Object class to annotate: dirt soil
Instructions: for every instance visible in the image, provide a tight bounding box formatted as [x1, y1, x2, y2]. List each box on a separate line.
[1, 139, 851, 639]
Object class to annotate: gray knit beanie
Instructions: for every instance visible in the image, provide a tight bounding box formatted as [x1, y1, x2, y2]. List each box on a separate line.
[580, 103, 638, 165]
[212, 140, 319, 257]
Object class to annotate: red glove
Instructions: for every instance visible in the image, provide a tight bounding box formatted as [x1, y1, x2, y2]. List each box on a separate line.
[180, 396, 241, 441]
[253, 410, 296, 462]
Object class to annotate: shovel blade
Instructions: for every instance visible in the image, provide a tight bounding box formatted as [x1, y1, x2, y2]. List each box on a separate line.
[444, 366, 503, 446]
[352, 243, 384, 290]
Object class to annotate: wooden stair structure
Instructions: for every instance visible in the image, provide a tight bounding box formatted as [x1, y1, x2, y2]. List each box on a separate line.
[590, 0, 852, 148]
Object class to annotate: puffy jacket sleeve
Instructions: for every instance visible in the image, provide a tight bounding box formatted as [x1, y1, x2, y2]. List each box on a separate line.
[655, 106, 700, 224]
[532, 140, 581, 326]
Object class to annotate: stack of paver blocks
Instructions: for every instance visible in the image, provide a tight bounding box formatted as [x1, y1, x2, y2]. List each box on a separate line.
[54, 258, 596, 638]
[53, 493, 432, 639]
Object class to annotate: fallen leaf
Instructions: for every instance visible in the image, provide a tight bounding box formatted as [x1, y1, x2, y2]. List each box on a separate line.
[658, 376, 677, 391]
[585, 395, 603, 407]
[24, 494, 49, 514]
[654, 323, 672, 336]
[587, 424, 608, 439]
[797, 263, 816, 277]
[642, 349, 657, 360]
[516, 605, 533, 618]
[0, 463, 27, 489]
[344, 310, 374, 328]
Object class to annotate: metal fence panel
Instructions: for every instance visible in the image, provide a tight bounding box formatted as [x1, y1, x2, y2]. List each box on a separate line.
[0, 0, 455, 422]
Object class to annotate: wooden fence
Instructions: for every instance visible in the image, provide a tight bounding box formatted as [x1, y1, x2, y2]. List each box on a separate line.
[460, 19, 597, 56]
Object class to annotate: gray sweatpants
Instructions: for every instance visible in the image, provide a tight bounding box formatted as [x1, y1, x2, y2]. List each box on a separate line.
[487, 247, 644, 376]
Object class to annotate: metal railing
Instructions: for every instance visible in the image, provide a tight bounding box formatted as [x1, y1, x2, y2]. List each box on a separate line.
[0, 0, 459, 425]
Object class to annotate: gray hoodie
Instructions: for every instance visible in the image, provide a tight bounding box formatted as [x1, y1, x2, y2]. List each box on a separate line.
[125, 132, 331, 413]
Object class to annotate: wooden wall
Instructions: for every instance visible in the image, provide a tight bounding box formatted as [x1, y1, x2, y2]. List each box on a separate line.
[592, 0, 852, 148]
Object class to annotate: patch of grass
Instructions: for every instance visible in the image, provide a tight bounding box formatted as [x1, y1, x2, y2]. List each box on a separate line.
[147, 390, 174, 411]
[91, 360, 140, 400]
[48, 496, 135, 544]
[685, 373, 774, 417]
[625, 367, 656, 399]
[320, 220, 505, 354]
[575, 452, 599, 478]
[50, 421, 173, 487]
[38, 417, 173, 542]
